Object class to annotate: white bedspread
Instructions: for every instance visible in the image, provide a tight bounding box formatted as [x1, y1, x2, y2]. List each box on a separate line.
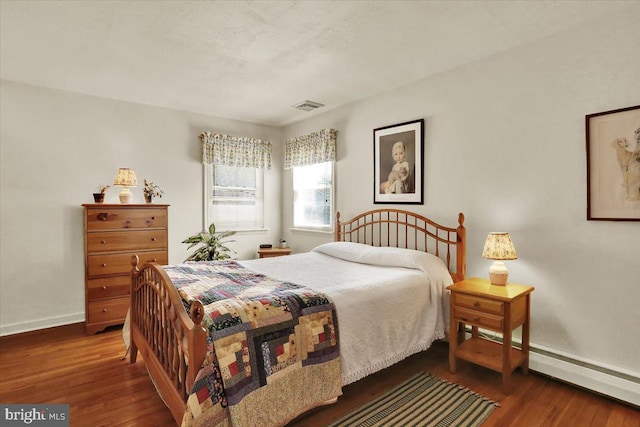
[239, 242, 452, 385]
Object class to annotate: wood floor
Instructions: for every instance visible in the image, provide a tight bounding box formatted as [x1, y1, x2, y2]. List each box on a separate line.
[0, 324, 638, 427]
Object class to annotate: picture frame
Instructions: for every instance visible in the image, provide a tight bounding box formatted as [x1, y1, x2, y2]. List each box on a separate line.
[374, 119, 424, 204]
[586, 105, 640, 221]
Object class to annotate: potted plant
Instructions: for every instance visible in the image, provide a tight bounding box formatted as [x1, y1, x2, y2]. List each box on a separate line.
[182, 222, 236, 261]
[93, 185, 109, 203]
[143, 179, 164, 203]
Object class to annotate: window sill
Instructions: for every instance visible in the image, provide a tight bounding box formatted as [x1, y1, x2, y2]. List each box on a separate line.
[289, 227, 333, 235]
[225, 228, 270, 234]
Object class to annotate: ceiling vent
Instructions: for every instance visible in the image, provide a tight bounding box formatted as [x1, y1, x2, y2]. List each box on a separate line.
[292, 100, 325, 112]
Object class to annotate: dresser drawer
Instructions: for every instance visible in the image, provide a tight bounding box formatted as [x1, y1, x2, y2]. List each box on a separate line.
[87, 276, 130, 301]
[88, 250, 168, 277]
[86, 208, 167, 230]
[86, 230, 167, 253]
[87, 297, 129, 324]
[454, 307, 503, 331]
[455, 293, 504, 315]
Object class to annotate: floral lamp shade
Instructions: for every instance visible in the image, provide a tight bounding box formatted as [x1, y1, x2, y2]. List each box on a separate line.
[482, 232, 517, 285]
[113, 168, 137, 204]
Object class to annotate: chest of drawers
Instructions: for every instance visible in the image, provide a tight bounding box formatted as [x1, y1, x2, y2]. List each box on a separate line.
[82, 204, 169, 334]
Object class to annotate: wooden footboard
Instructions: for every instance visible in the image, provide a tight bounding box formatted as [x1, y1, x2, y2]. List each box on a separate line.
[129, 256, 208, 425]
[335, 209, 466, 282]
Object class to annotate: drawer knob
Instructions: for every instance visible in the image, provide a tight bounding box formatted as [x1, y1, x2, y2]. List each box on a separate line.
[151, 237, 157, 241]
[101, 263, 107, 267]
[102, 286, 107, 290]
[151, 216, 156, 220]
[148, 258, 157, 262]
[124, 220, 131, 228]
[100, 240, 106, 244]
[97, 213, 108, 221]
[102, 308, 107, 312]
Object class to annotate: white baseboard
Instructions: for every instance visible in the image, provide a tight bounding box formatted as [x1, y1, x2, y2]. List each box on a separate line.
[0, 313, 84, 337]
[529, 343, 640, 407]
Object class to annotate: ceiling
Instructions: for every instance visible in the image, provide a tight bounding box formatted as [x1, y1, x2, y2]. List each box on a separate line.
[0, 1, 632, 127]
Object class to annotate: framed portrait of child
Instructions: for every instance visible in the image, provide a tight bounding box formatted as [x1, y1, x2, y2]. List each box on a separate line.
[373, 119, 424, 204]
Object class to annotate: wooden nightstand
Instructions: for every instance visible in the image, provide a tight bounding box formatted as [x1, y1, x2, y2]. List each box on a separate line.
[447, 277, 534, 393]
[258, 247, 292, 258]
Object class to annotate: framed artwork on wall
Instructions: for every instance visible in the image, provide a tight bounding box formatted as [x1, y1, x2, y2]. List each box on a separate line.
[586, 105, 640, 221]
[374, 119, 424, 204]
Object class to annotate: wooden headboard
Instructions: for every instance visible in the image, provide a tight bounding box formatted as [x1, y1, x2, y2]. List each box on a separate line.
[334, 209, 466, 283]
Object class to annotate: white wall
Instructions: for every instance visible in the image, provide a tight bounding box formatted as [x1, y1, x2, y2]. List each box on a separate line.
[0, 81, 282, 334]
[282, 8, 640, 375]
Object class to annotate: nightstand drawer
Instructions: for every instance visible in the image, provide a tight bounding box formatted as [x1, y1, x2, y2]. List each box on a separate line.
[454, 307, 503, 331]
[86, 230, 167, 253]
[455, 293, 504, 315]
[87, 297, 129, 324]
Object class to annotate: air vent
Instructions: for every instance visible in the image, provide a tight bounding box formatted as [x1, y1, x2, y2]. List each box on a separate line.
[292, 100, 325, 112]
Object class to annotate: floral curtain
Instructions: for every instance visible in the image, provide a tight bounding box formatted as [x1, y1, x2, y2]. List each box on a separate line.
[200, 132, 272, 170]
[284, 128, 337, 169]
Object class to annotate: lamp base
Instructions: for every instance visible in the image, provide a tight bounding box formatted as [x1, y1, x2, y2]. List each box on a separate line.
[488, 260, 509, 286]
[118, 187, 132, 204]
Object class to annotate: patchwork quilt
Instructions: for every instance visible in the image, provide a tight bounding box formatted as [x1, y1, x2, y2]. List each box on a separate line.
[164, 261, 342, 427]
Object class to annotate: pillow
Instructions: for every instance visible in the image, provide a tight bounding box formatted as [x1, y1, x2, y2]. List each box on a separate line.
[311, 242, 452, 284]
[311, 241, 371, 263]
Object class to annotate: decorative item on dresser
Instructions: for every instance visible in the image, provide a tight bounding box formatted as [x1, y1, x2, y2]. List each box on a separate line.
[142, 178, 164, 203]
[113, 168, 137, 204]
[92, 184, 110, 203]
[448, 277, 534, 394]
[82, 203, 169, 335]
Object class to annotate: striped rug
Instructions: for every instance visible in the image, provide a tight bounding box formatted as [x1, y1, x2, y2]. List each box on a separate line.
[328, 372, 499, 427]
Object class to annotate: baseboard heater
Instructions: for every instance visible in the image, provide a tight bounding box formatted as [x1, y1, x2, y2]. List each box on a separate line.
[463, 328, 640, 406]
[528, 343, 640, 407]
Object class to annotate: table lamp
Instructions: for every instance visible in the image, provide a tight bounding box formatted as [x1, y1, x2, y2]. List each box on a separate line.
[113, 168, 137, 204]
[482, 232, 517, 285]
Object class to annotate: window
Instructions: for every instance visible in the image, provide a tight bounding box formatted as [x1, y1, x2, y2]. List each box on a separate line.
[293, 161, 333, 231]
[204, 164, 264, 230]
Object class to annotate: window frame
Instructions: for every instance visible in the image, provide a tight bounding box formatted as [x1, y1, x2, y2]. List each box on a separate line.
[291, 161, 335, 233]
[203, 163, 267, 232]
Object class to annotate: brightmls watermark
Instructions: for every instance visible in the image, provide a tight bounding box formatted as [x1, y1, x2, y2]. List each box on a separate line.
[1, 405, 69, 426]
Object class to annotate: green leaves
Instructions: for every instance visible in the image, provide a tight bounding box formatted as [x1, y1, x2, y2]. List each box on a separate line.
[181, 223, 236, 262]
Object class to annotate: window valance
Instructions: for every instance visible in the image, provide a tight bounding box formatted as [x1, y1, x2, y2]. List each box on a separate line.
[200, 132, 272, 170]
[284, 128, 337, 169]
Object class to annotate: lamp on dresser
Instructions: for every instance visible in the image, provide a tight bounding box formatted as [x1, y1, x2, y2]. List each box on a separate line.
[482, 232, 517, 285]
[113, 168, 137, 204]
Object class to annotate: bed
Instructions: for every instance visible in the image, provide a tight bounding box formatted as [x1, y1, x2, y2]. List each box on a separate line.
[129, 209, 466, 426]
